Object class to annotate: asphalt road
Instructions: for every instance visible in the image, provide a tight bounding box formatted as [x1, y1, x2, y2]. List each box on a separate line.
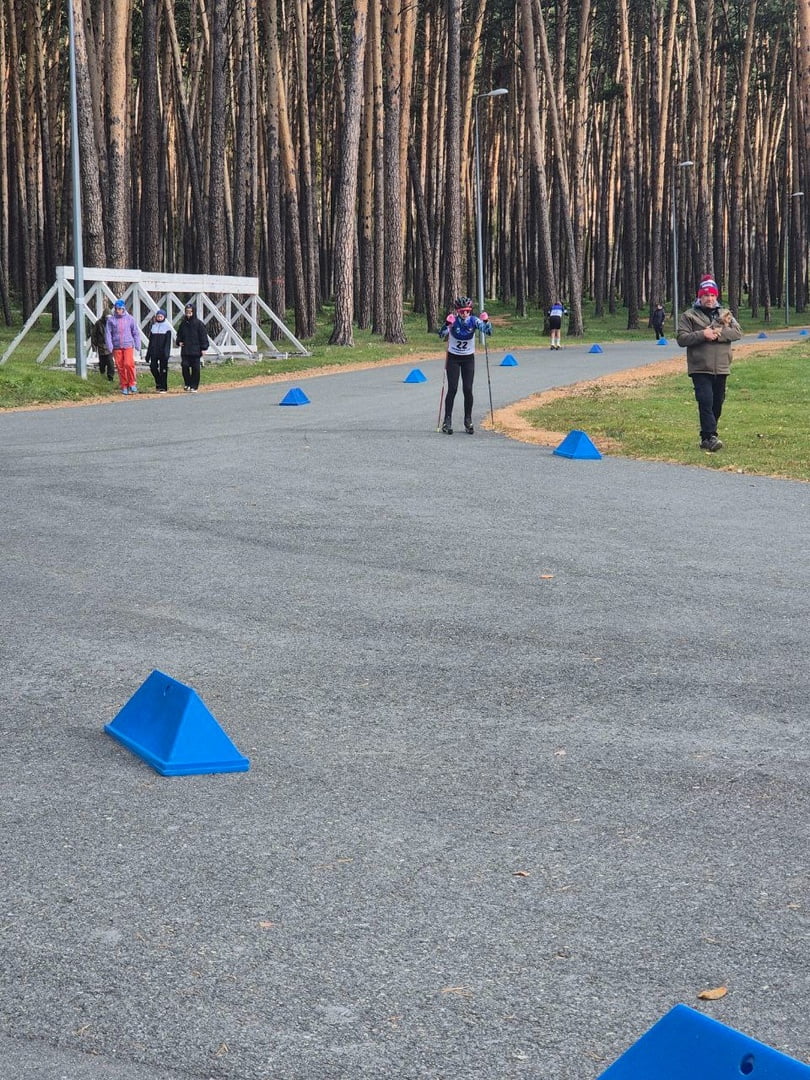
[1, 332, 808, 1079]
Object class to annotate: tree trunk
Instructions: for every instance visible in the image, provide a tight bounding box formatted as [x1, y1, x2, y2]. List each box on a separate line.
[443, 0, 463, 308]
[381, 0, 406, 343]
[329, 0, 369, 346]
[617, 0, 640, 328]
[531, 0, 583, 334]
[518, 0, 556, 314]
[208, 0, 228, 273]
[407, 142, 439, 332]
[106, 0, 131, 266]
[139, 0, 162, 271]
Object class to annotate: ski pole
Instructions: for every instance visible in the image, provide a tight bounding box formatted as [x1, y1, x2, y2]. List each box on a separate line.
[483, 330, 494, 428]
[436, 359, 447, 432]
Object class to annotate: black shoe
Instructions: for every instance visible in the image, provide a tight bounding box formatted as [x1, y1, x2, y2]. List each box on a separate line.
[700, 435, 723, 452]
[441, 417, 453, 435]
[464, 418, 474, 434]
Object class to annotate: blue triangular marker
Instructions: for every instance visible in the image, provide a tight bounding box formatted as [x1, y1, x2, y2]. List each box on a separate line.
[403, 368, 427, 383]
[553, 429, 602, 460]
[758, 331, 768, 339]
[800, 329, 809, 336]
[597, 1004, 810, 1079]
[105, 670, 250, 776]
[588, 343, 604, 353]
[279, 387, 310, 405]
[500, 354, 519, 366]
[656, 338, 669, 345]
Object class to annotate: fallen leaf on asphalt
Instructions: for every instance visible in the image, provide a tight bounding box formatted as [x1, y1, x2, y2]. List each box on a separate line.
[540, 574, 555, 580]
[258, 920, 275, 929]
[697, 986, 728, 1000]
[513, 870, 531, 877]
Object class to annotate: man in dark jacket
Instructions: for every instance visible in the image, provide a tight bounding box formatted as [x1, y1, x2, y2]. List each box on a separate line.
[651, 303, 666, 340]
[176, 303, 209, 392]
[676, 275, 742, 452]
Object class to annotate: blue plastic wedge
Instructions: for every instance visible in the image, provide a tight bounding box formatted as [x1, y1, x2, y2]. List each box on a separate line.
[403, 368, 427, 383]
[758, 331, 768, 339]
[588, 343, 604, 353]
[279, 387, 310, 405]
[800, 329, 809, 336]
[657, 338, 669, 345]
[500, 354, 519, 366]
[598, 1004, 810, 1079]
[105, 670, 250, 776]
[553, 429, 602, 460]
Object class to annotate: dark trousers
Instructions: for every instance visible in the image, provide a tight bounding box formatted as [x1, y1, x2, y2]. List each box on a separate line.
[691, 373, 727, 438]
[150, 357, 169, 391]
[444, 353, 475, 420]
[181, 355, 201, 390]
[98, 352, 115, 380]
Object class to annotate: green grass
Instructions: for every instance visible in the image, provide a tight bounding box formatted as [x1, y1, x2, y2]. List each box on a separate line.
[2, 302, 809, 481]
[519, 342, 810, 481]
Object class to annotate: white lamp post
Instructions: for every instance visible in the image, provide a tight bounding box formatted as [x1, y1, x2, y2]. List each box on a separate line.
[785, 190, 804, 326]
[67, 0, 87, 378]
[672, 160, 693, 329]
[474, 88, 508, 321]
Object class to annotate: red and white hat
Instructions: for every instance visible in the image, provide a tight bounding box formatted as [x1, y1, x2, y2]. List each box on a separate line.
[697, 274, 719, 298]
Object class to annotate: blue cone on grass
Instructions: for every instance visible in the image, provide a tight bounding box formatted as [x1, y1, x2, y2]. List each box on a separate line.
[553, 429, 602, 460]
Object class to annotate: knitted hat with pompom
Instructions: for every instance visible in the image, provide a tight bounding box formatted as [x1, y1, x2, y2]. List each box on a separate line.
[697, 274, 719, 298]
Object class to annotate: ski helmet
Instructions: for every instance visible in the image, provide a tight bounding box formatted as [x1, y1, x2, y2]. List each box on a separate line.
[454, 296, 473, 312]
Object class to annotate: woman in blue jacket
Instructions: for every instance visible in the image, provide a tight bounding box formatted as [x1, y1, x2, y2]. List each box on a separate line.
[438, 296, 491, 434]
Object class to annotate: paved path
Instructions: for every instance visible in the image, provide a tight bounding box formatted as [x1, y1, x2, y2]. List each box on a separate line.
[1, 332, 808, 1079]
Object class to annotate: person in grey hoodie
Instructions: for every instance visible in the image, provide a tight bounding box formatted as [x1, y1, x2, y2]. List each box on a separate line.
[676, 275, 742, 452]
[145, 309, 173, 392]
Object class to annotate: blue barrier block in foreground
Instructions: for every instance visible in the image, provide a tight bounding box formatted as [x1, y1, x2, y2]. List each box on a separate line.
[105, 670, 250, 776]
[597, 1005, 810, 1080]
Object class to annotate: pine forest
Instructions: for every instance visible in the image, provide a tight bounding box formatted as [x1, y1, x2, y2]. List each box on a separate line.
[2, 0, 808, 345]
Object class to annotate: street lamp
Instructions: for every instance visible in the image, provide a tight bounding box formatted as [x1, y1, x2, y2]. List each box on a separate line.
[672, 160, 693, 330]
[785, 190, 804, 326]
[67, 0, 87, 378]
[474, 88, 508, 322]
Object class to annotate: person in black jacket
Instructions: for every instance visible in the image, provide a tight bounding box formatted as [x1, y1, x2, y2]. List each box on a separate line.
[651, 303, 666, 341]
[90, 305, 114, 380]
[145, 309, 173, 392]
[176, 303, 209, 392]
